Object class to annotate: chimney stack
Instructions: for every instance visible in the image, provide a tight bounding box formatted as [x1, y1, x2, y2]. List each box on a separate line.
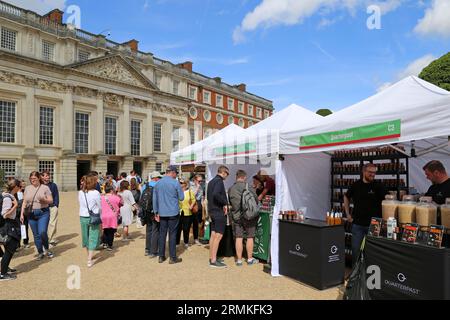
[236, 83, 246, 92]
[213, 77, 222, 83]
[178, 61, 193, 72]
[123, 39, 139, 52]
[44, 9, 64, 25]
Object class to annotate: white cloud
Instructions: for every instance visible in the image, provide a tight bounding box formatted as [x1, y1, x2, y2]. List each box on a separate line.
[4, 0, 66, 14]
[414, 0, 450, 38]
[377, 54, 436, 92]
[233, 0, 405, 44]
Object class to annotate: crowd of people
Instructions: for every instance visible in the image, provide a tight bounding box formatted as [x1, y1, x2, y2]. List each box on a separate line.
[0, 165, 276, 281]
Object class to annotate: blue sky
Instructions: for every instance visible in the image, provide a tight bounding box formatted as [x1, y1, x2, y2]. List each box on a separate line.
[9, 0, 450, 112]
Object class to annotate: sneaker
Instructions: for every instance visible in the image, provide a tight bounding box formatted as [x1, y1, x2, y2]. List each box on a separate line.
[148, 254, 157, 259]
[36, 253, 45, 261]
[184, 243, 189, 249]
[102, 243, 108, 249]
[158, 256, 166, 264]
[236, 260, 243, 267]
[106, 246, 113, 252]
[169, 257, 182, 264]
[24, 244, 31, 249]
[194, 240, 201, 246]
[247, 258, 259, 266]
[209, 261, 227, 269]
[209, 258, 225, 264]
[0, 273, 16, 281]
[8, 267, 17, 274]
[144, 251, 150, 256]
[47, 251, 54, 259]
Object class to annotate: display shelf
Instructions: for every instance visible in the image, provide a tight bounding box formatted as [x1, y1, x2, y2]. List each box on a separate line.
[331, 153, 408, 162]
[332, 171, 408, 175]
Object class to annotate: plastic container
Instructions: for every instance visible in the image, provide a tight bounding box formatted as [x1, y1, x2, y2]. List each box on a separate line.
[382, 195, 399, 221]
[440, 198, 450, 230]
[398, 195, 416, 225]
[415, 196, 437, 227]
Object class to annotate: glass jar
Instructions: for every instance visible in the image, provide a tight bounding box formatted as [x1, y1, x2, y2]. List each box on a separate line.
[440, 198, 450, 229]
[398, 195, 416, 225]
[382, 194, 399, 221]
[416, 196, 437, 227]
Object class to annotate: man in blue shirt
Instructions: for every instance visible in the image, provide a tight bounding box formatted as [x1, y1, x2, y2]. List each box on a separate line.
[153, 165, 184, 264]
[42, 170, 60, 247]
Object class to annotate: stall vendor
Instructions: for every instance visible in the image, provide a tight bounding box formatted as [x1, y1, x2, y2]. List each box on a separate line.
[257, 170, 276, 202]
[344, 163, 387, 266]
[423, 160, 450, 205]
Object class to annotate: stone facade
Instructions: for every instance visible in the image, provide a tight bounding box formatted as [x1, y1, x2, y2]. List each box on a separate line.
[0, 1, 272, 190]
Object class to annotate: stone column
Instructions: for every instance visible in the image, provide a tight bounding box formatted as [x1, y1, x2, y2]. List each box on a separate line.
[23, 88, 36, 149]
[121, 156, 134, 175]
[61, 87, 74, 152]
[122, 99, 131, 155]
[60, 151, 77, 191]
[95, 92, 104, 154]
[94, 155, 108, 176]
[144, 104, 153, 156]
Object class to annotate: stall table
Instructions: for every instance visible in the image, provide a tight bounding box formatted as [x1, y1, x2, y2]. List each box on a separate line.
[365, 236, 450, 300]
[279, 219, 345, 290]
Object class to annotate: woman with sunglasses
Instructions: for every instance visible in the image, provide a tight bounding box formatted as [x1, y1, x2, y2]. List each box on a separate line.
[20, 171, 54, 260]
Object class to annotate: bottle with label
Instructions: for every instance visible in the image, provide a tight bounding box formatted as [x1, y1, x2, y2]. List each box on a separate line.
[387, 217, 397, 239]
[326, 211, 330, 225]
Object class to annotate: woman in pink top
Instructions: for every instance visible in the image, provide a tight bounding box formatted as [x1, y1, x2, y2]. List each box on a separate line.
[101, 183, 123, 251]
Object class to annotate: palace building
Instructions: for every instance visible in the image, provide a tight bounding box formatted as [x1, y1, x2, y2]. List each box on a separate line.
[0, 1, 273, 190]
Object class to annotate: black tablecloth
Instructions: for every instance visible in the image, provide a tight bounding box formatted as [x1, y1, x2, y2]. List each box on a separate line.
[365, 236, 450, 300]
[279, 219, 345, 290]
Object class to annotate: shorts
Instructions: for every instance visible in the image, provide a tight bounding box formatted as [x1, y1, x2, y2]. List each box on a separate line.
[210, 213, 226, 234]
[232, 218, 257, 238]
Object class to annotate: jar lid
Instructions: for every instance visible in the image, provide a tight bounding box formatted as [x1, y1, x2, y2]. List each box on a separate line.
[384, 194, 396, 201]
[402, 195, 415, 202]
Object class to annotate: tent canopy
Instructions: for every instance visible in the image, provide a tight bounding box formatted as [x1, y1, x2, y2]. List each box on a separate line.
[204, 104, 322, 162]
[280, 76, 450, 155]
[170, 123, 245, 165]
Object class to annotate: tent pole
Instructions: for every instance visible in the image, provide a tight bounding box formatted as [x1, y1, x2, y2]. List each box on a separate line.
[388, 144, 410, 157]
[416, 140, 450, 157]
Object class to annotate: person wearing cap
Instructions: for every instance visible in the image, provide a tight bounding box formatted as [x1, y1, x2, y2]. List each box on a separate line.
[153, 165, 184, 264]
[141, 171, 162, 195]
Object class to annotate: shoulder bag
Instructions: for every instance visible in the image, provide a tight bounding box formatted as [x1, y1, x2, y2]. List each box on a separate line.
[84, 192, 102, 226]
[24, 185, 41, 220]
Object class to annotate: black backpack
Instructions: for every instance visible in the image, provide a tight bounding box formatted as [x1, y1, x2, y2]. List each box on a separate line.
[138, 185, 153, 224]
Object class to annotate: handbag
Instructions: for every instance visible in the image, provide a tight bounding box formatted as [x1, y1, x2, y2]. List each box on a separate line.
[105, 196, 121, 225]
[189, 189, 199, 214]
[84, 192, 102, 226]
[24, 185, 41, 220]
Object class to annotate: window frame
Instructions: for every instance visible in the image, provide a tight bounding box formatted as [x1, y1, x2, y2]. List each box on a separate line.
[39, 106, 54, 146]
[42, 40, 55, 62]
[0, 100, 16, 144]
[131, 120, 142, 157]
[0, 27, 17, 52]
[153, 122, 162, 153]
[74, 112, 89, 154]
[104, 116, 117, 155]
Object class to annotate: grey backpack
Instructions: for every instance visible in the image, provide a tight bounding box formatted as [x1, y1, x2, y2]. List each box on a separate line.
[240, 184, 260, 221]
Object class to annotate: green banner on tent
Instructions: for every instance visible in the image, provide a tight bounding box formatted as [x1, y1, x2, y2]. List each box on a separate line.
[299, 119, 401, 150]
[253, 211, 271, 261]
[214, 142, 257, 157]
[175, 153, 197, 164]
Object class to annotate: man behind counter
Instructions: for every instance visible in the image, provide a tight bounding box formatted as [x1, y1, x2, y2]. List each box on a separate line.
[423, 160, 450, 205]
[344, 163, 387, 266]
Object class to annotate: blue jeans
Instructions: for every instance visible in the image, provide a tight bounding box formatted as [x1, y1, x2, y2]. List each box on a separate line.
[351, 224, 369, 266]
[29, 208, 50, 254]
[159, 215, 179, 260]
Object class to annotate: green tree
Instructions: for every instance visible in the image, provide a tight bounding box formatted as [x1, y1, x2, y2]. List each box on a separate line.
[316, 109, 333, 117]
[419, 52, 450, 91]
